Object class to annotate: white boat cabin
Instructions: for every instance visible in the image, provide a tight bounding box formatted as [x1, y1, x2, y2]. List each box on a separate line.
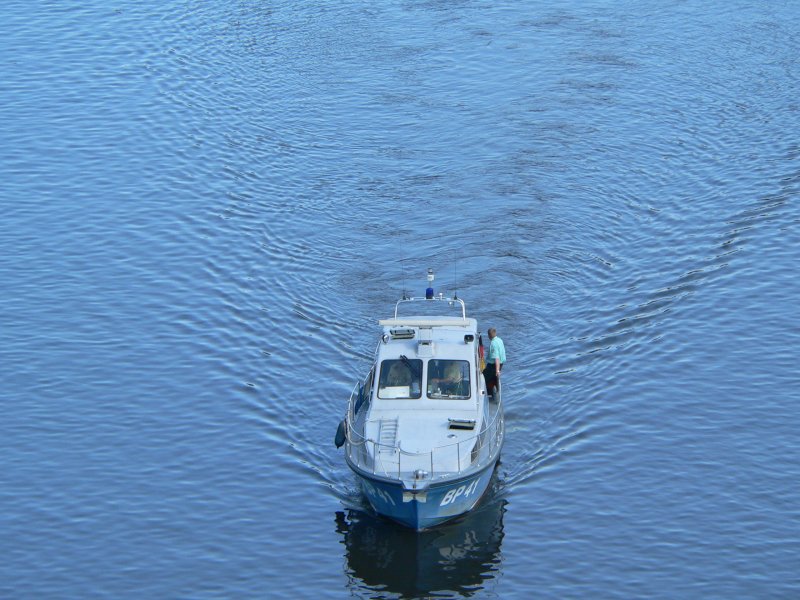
[362, 316, 487, 476]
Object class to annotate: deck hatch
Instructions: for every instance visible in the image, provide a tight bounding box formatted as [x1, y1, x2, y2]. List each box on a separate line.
[390, 328, 415, 340]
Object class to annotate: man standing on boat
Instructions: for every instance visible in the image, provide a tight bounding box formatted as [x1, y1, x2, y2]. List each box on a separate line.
[483, 327, 506, 398]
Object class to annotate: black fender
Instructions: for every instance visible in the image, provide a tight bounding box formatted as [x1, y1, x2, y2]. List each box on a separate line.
[334, 419, 347, 448]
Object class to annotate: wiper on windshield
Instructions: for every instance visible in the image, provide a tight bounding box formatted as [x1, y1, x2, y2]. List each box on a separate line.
[399, 354, 420, 378]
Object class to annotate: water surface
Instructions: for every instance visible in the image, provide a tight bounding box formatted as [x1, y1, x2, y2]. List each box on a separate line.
[1, 1, 799, 598]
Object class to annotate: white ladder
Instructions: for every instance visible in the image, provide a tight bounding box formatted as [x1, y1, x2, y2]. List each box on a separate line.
[375, 417, 400, 476]
[378, 418, 399, 453]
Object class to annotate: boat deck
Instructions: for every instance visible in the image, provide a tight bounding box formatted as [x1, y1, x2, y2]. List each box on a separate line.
[347, 390, 503, 482]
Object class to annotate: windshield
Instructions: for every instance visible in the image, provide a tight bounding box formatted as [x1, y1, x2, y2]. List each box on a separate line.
[378, 358, 422, 399]
[427, 359, 470, 399]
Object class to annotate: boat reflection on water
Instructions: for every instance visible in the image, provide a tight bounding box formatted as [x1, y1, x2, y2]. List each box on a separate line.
[335, 478, 506, 598]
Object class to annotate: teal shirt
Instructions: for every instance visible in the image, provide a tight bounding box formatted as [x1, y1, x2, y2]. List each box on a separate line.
[487, 336, 506, 365]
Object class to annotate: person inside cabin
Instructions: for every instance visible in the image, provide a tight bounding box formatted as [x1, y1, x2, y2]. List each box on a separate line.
[429, 360, 468, 397]
[379, 359, 422, 398]
[482, 327, 506, 397]
[387, 361, 412, 386]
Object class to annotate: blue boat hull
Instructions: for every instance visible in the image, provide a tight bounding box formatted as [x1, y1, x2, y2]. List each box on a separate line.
[351, 461, 499, 530]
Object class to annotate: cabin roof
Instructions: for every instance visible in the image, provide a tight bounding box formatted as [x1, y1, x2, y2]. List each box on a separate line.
[376, 317, 478, 361]
[378, 316, 477, 330]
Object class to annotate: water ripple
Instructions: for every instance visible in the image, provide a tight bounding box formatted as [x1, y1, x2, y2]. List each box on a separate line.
[3, 1, 800, 598]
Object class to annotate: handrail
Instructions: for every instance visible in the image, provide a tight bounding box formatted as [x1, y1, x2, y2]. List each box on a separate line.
[344, 379, 503, 477]
[392, 296, 467, 320]
[345, 389, 502, 453]
[346, 410, 503, 455]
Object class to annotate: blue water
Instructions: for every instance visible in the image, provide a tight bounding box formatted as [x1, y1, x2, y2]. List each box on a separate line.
[2, 1, 799, 598]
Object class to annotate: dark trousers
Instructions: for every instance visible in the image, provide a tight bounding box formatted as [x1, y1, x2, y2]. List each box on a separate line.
[483, 363, 502, 394]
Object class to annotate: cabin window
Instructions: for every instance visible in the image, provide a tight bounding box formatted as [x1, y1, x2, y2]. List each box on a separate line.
[427, 359, 471, 399]
[377, 358, 422, 399]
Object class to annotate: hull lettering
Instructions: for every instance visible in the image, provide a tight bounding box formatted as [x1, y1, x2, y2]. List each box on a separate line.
[440, 479, 480, 506]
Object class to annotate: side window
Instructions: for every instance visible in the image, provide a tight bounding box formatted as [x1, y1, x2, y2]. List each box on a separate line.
[356, 367, 375, 414]
[427, 360, 471, 399]
[364, 367, 374, 401]
[378, 359, 422, 399]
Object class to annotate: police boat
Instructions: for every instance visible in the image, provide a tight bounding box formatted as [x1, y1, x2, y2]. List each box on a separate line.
[335, 269, 504, 530]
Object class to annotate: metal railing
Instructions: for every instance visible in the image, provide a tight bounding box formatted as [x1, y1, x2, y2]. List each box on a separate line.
[343, 381, 504, 480]
[392, 296, 467, 320]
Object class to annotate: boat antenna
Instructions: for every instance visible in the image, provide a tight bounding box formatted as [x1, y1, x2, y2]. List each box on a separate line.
[401, 260, 408, 300]
[453, 254, 459, 300]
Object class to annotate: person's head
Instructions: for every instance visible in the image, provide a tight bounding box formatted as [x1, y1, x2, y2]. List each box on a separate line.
[488, 327, 497, 339]
[445, 362, 461, 381]
[388, 361, 410, 384]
